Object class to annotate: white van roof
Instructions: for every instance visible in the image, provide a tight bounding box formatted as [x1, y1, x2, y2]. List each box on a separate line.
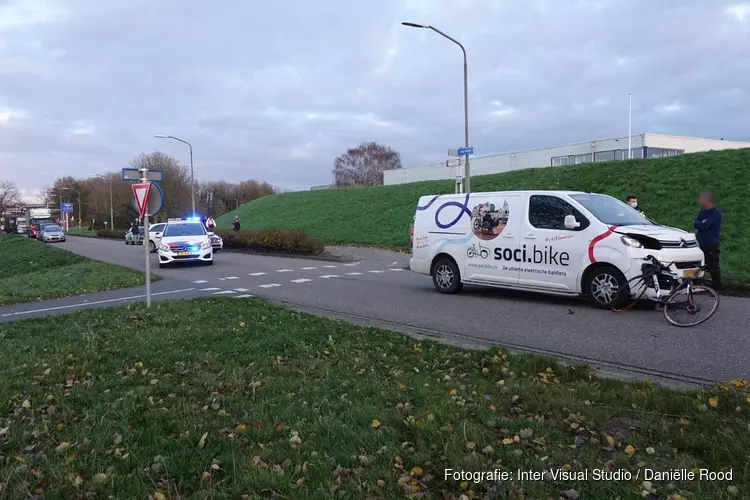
[418, 190, 592, 199]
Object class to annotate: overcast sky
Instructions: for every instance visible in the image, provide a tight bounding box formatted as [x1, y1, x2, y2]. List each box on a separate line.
[1, 0, 749, 198]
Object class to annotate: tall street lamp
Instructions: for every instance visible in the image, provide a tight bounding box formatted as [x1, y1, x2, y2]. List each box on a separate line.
[93, 174, 114, 229]
[62, 187, 82, 230]
[155, 134, 195, 214]
[402, 22, 471, 193]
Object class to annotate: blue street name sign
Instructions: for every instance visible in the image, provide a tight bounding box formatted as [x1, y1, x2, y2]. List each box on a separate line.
[61, 203, 73, 213]
[457, 146, 474, 156]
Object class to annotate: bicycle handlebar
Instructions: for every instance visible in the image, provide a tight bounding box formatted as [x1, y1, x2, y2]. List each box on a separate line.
[644, 255, 675, 272]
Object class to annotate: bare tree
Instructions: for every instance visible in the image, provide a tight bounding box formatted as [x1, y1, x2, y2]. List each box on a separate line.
[332, 142, 402, 187]
[36, 187, 56, 207]
[0, 180, 22, 215]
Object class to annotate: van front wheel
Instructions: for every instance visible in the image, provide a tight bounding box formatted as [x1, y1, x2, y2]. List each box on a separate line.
[432, 258, 463, 294]
[585, 265, 626, 309]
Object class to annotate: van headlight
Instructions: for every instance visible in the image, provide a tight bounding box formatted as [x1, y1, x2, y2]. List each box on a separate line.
[620, 235, 643, 248]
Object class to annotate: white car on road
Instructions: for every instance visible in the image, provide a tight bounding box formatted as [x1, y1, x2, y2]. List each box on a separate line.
[157, 219, 213, 268]
[147, 223, 166, 253]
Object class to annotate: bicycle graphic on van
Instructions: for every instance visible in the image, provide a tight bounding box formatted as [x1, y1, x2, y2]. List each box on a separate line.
[466, 241, 490, 259]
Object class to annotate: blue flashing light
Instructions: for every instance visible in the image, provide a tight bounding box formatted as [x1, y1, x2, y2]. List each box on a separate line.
[187, 216, 201, 222]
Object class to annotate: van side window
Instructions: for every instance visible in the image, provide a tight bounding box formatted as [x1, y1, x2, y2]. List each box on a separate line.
[528, 195, 589, 231]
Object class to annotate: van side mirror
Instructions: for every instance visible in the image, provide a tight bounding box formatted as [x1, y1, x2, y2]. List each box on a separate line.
[564, 215, 581, 230]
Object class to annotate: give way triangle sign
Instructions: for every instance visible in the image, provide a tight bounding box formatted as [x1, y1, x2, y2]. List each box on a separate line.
[132, 182, 153, 218]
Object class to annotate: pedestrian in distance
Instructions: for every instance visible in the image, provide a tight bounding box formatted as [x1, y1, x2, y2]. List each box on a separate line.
[232, 215, 240, 231]
[626, 195, 644, 214]
[694, 191, 722, 291]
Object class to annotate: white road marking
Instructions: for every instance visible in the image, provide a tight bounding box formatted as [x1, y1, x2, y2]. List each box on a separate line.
[249, 272, 267, 276]
[319, 275, 339, 279]
[193, 280, 208, 284]
[218, 278, 226, 281]
[234, 288, 249, 292]
[345, 272, 364, 276]
[224, 276, 239, 280]
[388, 268, 404, 272]
[322, 265, 338, 268]
[290, 278, 313, 283]
[387, 261, 399, 267]
[276, 269, 293, 273]
[343, 263, 359, 267]
[300, 267, 317, 270]
[1, 288, 196, 318]
[234, 294, 253, 298]
[213, 290, 236, 295]
[258, 283, 282, 288]
[368, 270, 385, 274]
[201, 287, 221, 291]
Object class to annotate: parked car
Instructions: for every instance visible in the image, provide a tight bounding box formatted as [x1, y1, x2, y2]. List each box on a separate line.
[146, 223, 166, 253]
[39, 224, 66, 243]
[410, 190, 704, 308]
[208, 231, 223, 252]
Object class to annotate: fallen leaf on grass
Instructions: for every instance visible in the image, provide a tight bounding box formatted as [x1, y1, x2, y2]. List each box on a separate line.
[709, 396, 719, 408]
[604, 435, 615, 447]
[377, 479, 386, 488]
[198, 432, 208, 449]
[153, 492, 166, 500]
[624, 445, 636, 456]
[646, 447, 655, 455]
[22, 399, 31, 409]
[56, 442, 70, 452]
[727, 486, 739, 496]
[371, 419, 381, 430]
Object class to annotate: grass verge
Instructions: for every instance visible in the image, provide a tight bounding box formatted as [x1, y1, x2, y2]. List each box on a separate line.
[216, 148, 750, 287]
[0, 298, 747, 499]
[0, 236, 147, 306]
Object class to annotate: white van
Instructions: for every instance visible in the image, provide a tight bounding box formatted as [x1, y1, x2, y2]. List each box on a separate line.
[409, 191, 705, 308]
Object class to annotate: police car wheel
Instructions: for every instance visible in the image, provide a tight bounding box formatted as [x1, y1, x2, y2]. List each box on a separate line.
[585, 265, 626, 309]
[432, 257, 463, 294]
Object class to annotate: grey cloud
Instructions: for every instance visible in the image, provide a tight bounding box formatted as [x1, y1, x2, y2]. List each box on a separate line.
[0, 0, 748, 197]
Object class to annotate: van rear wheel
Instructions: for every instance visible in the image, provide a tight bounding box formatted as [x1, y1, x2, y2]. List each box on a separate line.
[585, 265, 626, 309]
[432, 258, 463, 294]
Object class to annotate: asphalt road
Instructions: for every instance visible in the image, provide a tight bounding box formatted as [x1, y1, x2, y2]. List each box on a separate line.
[8, 236, 750, 386]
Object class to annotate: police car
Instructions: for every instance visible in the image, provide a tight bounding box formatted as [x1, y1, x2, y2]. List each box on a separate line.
[157, 218, 213, 268]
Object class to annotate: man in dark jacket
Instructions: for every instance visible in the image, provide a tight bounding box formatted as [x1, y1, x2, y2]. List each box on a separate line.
[626, 195, 644, 214]
[694, 192, 722, 290]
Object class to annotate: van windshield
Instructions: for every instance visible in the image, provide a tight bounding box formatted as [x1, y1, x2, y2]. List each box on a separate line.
[569, 194, 654, 226]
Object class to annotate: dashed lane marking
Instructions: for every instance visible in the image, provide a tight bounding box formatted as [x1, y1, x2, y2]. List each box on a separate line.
[213, 290, 236, 295]
[388, 268, 404, 272]
[193, 280, 208, 284]
[258, 283, 282, 288]
[322, 265, 338, 268]
[234, 288, 249, 292]
[300, 266, 317, 270]
[319, 275, 339, 279]
[201, 287, 222, 291]
[249, 272, 267, 276]
[234, 294, 253, 298]
[368, 270, 385, 274]
[276, 269, 293, 273]
[290, 278, 313, 283]
[224, 276, 239, 280]
[345, 272, 364, 276]
[343, 263, 359, 267]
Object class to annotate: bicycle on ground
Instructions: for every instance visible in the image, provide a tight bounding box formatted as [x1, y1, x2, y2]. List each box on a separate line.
[611, 255, 719, 327]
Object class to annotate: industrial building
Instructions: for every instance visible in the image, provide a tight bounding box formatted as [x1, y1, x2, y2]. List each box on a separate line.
[383, 133, 750, 186]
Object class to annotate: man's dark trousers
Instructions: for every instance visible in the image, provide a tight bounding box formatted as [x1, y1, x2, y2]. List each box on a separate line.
[701, 244, 721, 290]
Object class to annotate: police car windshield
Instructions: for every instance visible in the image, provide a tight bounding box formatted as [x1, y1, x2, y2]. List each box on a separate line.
[569, 194, 654, 226]
[164, 222, 206, 237]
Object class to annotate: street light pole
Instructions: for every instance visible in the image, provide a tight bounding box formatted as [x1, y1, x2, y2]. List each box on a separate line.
[155, 135, 195, 214]
[402, 22, 471, 193]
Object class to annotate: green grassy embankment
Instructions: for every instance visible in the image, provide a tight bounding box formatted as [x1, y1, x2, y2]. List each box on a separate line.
[0, 236, 147, 306]
[0, 298, 747, 498]
[216, 148, 750, 285]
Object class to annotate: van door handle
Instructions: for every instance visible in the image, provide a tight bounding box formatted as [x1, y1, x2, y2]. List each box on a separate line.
[503, 232, 514, 238]
[524, 233, 536, 239]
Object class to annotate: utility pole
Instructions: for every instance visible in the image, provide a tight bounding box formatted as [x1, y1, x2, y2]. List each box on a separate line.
[628, 93, 633, 160]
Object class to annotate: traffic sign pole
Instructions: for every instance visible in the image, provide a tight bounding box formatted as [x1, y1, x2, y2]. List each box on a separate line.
[132, 173, 153, 308]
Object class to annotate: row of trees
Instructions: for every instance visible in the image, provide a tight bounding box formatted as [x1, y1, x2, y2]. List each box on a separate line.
[37, 152, 276, 229]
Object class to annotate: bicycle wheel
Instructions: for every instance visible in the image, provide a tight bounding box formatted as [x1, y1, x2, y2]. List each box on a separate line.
[663, 283, 720, 327]
[611, 274, 649, 312]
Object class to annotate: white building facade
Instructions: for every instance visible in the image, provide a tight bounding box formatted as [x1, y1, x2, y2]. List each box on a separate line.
[383, 134, 750, 186]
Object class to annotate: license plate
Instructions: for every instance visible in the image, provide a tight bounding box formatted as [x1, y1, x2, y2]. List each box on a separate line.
[178, 251, 193, 256]
[683, 269, 698, 278]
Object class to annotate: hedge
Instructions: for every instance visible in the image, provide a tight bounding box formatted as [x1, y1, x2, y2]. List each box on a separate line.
[97, 229, 126, 239]
[214, 228, 324, 255]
